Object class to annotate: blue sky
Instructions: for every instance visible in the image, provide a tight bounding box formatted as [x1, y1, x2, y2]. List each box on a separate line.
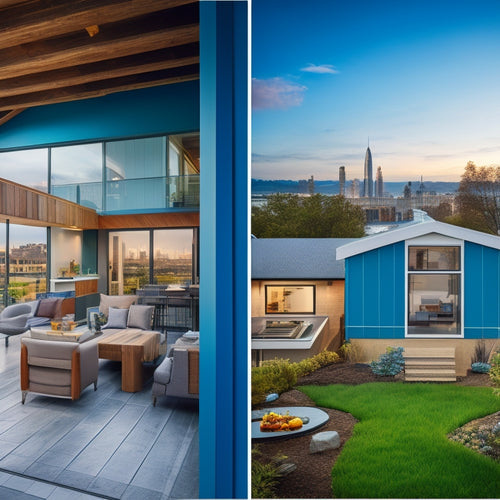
[252, 0, 500, 182]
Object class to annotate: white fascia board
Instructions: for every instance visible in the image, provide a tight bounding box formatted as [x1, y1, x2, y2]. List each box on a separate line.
[336, 221, 500, 260]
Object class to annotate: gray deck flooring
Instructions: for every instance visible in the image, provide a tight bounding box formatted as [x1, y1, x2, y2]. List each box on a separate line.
[0, 333, 199, 500]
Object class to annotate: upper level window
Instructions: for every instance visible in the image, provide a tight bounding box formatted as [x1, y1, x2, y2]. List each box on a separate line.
[408, 246, 460, 271]
[0, 149, 48, 192]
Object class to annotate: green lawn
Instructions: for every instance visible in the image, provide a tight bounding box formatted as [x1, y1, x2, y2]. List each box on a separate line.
[300, 383, 500, 498]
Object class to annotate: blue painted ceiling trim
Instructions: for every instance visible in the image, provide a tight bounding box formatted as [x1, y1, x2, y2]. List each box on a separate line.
[0, 82, 200, 150]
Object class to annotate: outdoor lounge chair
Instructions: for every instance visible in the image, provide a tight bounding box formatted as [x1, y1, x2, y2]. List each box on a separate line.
[20, 337, 99, 404]
[152, 347, 199, 405]
[0, 303, 32, 346]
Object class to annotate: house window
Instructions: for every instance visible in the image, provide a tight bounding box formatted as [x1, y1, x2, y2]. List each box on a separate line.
[407, 246, 461, 336]
[265, 285, 315, 314]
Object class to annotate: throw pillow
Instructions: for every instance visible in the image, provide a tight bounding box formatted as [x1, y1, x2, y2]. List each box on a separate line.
[36, 298, 62, 318]
[99, 294, 138, 317]
[102, 307, 129, 329]
[127, 305, 154, 330]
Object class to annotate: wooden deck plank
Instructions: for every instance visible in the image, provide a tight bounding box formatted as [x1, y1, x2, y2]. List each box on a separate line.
[97, 405, 174, 484]
[66, 404, 147, 476]
[131, 404, 199, 494]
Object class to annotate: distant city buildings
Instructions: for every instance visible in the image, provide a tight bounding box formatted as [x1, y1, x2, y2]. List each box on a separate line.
[375, 166, 384, 198]
[339, 166, 345, 196]
[350, 178, 360, 198]
[308, 175, 314, 195]
[363, 146, 373, 198]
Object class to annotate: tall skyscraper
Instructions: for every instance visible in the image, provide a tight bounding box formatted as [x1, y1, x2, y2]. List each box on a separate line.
[339, 166, 346, 196]
[375, 166, 384, 198]
[363, 145, 373, 197]
[350, 178, 360, 198]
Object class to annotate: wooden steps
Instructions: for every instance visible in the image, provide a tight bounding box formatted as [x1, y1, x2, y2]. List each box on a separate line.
[404, 347, 456, 382]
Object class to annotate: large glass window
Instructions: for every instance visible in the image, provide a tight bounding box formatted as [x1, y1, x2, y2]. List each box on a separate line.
[9, 225, 47, 303]
[0, 149, 48, 192]
[51, 143, 103, 210]
[153, 229, 193, 286]
[109, 231, 150, 295]
[106, 137, 166, 211]
[408, 245, 461, 336]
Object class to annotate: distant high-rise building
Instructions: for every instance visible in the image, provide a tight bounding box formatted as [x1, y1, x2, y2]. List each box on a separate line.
[350, 178, 360, 198]
[375, 166, 384, 198]
[307, 175, 314, 195]
[363, 146, 373, 197]
[339, 166, 346, 196]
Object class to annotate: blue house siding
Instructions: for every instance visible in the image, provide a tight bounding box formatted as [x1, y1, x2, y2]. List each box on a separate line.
[464, 242, 500, 339]
[345, 241, 405, 339]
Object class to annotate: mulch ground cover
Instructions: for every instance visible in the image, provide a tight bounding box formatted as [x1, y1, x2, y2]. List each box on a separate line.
[252, 362, 494, 499]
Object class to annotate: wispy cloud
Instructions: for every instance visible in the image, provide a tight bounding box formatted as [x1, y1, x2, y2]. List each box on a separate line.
[300, 63, 339, 74]
[252, 77, 307, 110]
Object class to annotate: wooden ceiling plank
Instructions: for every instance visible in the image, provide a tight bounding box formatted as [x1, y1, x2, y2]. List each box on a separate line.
[0, 51, 199, 98]
[0, 67, 200, 111]
[0, 0, 197, 49]
[0, 108, 25, 125]
[0, 24, 199, 80]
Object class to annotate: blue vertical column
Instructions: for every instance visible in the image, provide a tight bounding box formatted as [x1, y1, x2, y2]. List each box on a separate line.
[199, 2, 249, 499]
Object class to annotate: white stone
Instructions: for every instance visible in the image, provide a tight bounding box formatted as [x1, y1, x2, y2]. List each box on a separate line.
[309, 431, 340, 453]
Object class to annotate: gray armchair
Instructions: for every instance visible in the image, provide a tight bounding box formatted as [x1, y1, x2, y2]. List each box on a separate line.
[20, 337, 99, 404]
[0, 303, 32, 346]
[152, 347, 199, 405]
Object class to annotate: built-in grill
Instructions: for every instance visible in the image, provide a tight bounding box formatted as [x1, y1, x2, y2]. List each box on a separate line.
[252, 320, 313, 339]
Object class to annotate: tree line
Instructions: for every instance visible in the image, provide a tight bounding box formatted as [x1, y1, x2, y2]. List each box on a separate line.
[252, 162, 500, 239]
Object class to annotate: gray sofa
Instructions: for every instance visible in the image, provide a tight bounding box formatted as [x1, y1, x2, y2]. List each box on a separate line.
[0, 303, 33, 346]
[152, 346, 199, 405]
[0, 298, 71, 346]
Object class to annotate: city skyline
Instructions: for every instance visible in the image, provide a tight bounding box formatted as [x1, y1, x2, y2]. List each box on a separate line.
[252, 0, 500, 182]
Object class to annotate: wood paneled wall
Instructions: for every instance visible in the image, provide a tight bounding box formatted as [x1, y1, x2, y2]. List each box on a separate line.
[98, 211, 199, 229]
[0, 177, 99, 229]
[0, 177, 199, 230]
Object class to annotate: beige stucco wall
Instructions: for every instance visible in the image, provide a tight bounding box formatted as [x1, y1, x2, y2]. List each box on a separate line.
[251, 280, 345, 362]
[350, 338, 499, 376]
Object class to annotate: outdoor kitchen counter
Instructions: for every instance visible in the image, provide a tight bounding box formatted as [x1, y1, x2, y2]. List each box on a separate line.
[251, 315, 328, 351]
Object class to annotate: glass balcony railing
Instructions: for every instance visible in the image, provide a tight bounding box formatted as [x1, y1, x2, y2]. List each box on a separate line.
[51, 175, 200, 213]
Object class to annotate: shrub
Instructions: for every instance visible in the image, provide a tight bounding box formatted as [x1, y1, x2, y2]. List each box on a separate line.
[251, 448, 283, 499]
[490, 351, 500, 394]
[251, 359, 297, 405]
[471, 362, 491, 373]
[370, 346, 405, 376]
[251, 351, 340, 405]
[339, 340, 362, 363]
[293, 350, 339, 378]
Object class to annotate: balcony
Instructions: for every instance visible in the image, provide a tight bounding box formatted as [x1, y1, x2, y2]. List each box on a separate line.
[51, 175, 200, 214]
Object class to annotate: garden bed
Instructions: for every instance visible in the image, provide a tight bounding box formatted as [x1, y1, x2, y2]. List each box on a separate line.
[253, 362, 497, 499]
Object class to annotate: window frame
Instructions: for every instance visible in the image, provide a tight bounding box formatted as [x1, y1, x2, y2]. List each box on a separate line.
[264, 284, 316, 315]
[405, 235, 464, 338]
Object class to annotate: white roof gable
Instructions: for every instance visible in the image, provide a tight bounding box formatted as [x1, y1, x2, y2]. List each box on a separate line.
[336, 221, 500, 260]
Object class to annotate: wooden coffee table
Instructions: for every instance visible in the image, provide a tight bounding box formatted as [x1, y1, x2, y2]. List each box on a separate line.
[97, 330, 160, 392]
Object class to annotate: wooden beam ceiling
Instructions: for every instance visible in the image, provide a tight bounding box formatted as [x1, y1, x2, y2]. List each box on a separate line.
[0, 0, 199, 121]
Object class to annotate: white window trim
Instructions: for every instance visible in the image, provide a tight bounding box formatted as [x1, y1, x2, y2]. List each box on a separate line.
[404, 234, 464, 338]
